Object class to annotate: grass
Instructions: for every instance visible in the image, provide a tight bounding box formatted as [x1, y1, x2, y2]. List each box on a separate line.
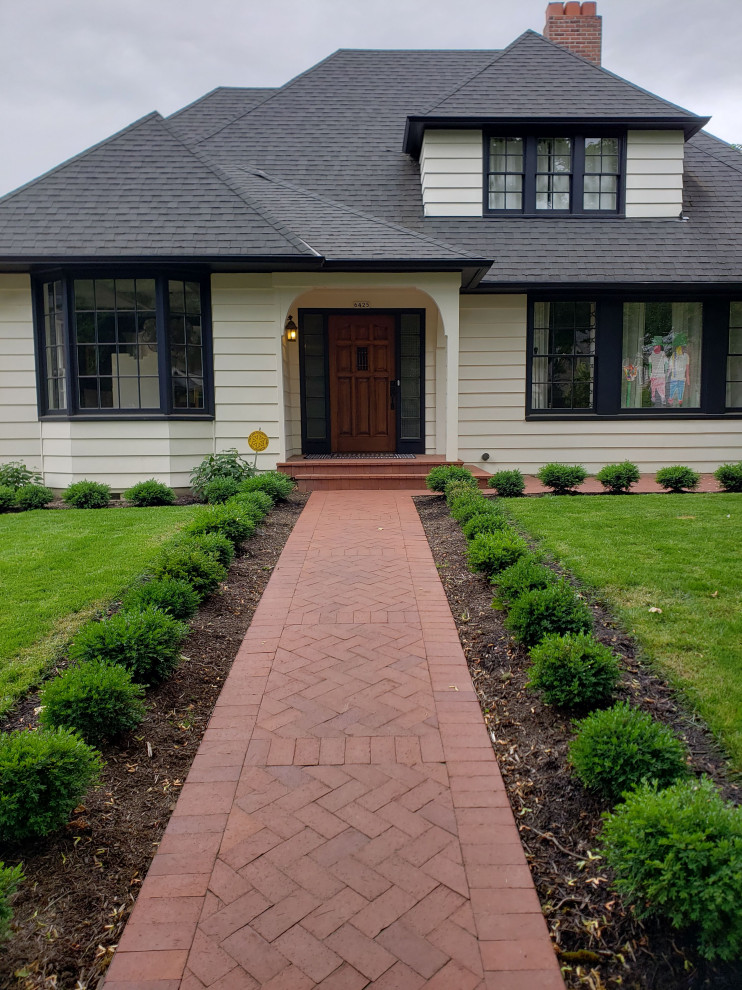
[504, 494, 742, 771]
[0, 505, 198, 716]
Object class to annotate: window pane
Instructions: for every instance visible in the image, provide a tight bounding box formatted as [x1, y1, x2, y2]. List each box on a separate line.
[621, 302, 703, 409]
[727, 380, 742, 407]
[42, 279, 68, 411]
[95, 279, 115, 309]
[531, 301, 596, 410]
[115, 279, 137, 310]
[74, 280, 95, 310]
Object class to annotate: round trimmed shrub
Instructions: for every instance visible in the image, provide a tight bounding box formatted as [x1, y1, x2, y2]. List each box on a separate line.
[227, 492, 270, 521]
[122, 577, 200, 620]
[493, 555, 557, 606]
[714, 462, 742, 493]
[184, 504, 255, 547]
[467, 529, 528, 578]
[526, 632, 620, 709]
[154, 545, 227, 600]
[505, 580, 592, 646]
[0, 862, 24, 941]
[239, 471, 296, 502]
[487, 469, 525, 498]
[655, 465, 700, 493]
[601, 777, 742, 961]
[569, 701, 688, 802]
[62, 480, 111, 509]
[40, 661, 146, 745]
[0, 728, 102, 842]
[462, 511, 508, 540]
[537, 462, 587, 495]
[596, 461, 640, 494]
[425, 465, 475, 493]
[0, 486, 15, 511]
[123, 479, 176, 507]
[14, 484, 54, 510]
[201, 477, 241, 504]
[173, 531, 234, 569]
[68, 608, 189, 685]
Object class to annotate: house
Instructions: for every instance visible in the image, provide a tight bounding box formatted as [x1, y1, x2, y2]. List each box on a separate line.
[0, 1, 740, 490]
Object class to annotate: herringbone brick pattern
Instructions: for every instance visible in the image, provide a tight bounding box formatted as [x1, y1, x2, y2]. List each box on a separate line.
[105, 491, 563, 989]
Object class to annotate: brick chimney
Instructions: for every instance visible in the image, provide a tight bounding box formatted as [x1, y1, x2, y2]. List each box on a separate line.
[544, 2, 602, 66]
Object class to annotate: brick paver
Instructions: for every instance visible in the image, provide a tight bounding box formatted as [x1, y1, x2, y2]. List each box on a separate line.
[105, 491, 563, 989]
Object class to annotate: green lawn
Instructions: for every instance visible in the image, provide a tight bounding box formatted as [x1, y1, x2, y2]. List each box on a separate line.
[0, 505, 198, 716]
[504, 494, 742, 770]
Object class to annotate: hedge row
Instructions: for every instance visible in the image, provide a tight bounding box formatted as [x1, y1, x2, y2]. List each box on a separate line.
[430, 464, 742, 962]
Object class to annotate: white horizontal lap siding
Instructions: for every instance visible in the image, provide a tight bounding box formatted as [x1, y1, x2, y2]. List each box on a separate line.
[211, 274, 283, 469]
[0, 275, 41, 468]
[421, 130, 483, 217]
[625, 130, 684, 218]
[458, 295, 742, 473]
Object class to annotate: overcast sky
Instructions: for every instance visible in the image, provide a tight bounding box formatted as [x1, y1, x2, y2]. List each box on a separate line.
[0, 0, 740, 198]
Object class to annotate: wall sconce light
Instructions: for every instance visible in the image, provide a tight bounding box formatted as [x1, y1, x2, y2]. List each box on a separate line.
[284, 315, 298, 341]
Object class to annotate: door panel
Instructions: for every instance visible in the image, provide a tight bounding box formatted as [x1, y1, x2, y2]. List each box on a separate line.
[329, 315, 396, 452]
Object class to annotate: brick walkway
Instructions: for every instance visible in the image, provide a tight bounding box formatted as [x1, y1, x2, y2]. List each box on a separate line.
[104, 491, 563, 990]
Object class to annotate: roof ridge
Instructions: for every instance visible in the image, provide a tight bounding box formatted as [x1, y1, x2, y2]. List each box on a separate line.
[0, 111, 161, 206]
[420, 36, 518, 114]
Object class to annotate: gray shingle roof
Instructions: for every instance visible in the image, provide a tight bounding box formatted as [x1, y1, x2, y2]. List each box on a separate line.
[166, 87, 277, 143]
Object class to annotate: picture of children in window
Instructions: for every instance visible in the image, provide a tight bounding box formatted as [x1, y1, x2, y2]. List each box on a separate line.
[668, 332, 690, 406]
[648, 336, 668, 405]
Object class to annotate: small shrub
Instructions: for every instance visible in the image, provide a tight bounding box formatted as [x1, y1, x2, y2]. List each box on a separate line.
[601, 777, 742, 961]
[714, 462, 742, 493]
[201, 477, 242, 504]
[655, 465, 700, 493]
[487, 469, 525, 497]
[0, 485, 17, 511]
[173, 531, 234, 569]
[14, 484, 54, 510]
[0, 460, 42, 490]
[444, 476, 479, 502]
[493, 556, 557, 607]
[68, 608, 188, 685]
[505, 580, 592, 646]
[123, 479, 176, 506]
[154, 544, 227, 599]
[527, 632, 620, 709]
[0, 728, 102, 842]
[122, 577, 200, 620]
[462, 512, 508, 540]
[62, 480, 111, 509]
[596, 461, 640, 494]
[40, 661, 146, 746]
[228, 491, 271, 521]
[537, 462, 588, 494]
[0, 862, 24, 941]
[569, 701, 688, 802]
[190, 449, 255, 500]
[425, 465, 475, 493]
[239, 471, 296, 502]
[184, 504, 255, 547]
[467, 529, 528, 578]
[450, 493, 501, 525]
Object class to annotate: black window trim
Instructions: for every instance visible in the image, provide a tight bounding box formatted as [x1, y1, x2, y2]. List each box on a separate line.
[525, 291, 740, 420]
[32, 269, 214, 421]
[483, 128, 626, 217]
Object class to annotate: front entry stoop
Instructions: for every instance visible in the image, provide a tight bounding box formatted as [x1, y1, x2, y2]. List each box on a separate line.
[277, 456, 490, 492]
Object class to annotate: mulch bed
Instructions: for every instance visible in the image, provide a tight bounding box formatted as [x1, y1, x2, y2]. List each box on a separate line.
[0, 492, 307, 990]
[415, 494, 742, 990]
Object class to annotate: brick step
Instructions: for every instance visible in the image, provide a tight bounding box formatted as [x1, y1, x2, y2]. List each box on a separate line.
[277, 460, 489, 492]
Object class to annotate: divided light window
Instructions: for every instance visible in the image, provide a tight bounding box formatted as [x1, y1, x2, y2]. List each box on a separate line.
[486, 134, 622, 215]
[531, 302, 596, 410]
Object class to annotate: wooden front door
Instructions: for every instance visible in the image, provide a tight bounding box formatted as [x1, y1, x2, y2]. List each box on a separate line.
[328, 314, 396, 453]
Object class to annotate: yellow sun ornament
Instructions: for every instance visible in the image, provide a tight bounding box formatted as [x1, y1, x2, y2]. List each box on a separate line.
[248, 429, 269, 453]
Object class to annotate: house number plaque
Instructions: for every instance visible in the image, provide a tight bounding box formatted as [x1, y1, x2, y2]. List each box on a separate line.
[353, 301, 370, 308]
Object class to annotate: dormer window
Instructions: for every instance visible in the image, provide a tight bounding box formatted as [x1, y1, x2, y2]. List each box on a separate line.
[485, 133, 623, 215]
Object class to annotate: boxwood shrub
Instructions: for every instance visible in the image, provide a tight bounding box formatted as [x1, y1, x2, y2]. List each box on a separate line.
[526, 632, 620, 709]
[172, 531, 234, 569]
[655, 465, 700, 493]
[537, 462, 587, 495]
[505, 580, 592, 646]
[239, 471, 296, 502]
[450, 493, 500, 525]
[487, 469, 525, 497]
[62, 480, 111, 509]
[229, 490, 273, 519]
[121, 577, 200, 621]
[154, 545, 227, 600]
[123, 479, 176, 506]
[184, 503, 255, 547]
[467, 529, 528, 578]
[569, 701, 688, 802]
[493, 555, 557, 607]
[444, 476, 479, 502]
[14, 485, 54, 510]
[201, 477, 242, 504]
[0, 728, 102, 842]
[461, 511, 508, 540]
[68, 608, 188, 685]
[601, 777, 742, 961]
[0, 486, 15, 511]
[596, 461, 640, 494]
[40, 661, 146, 745]
[714, 462, 742, 493]
[425, 465, 475, 493]
[0, 862, 24, 941]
